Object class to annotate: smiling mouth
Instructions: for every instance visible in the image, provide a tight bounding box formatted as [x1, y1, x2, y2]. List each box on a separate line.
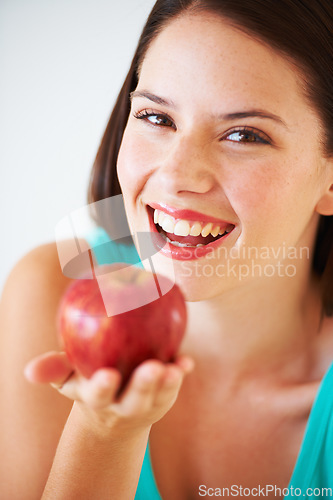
[148, 206, 235, 248]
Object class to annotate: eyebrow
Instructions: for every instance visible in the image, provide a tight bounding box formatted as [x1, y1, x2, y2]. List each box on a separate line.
[130, 90, 175, 107]
[130, 90, 288, 128]
[222, 110, 288, 128]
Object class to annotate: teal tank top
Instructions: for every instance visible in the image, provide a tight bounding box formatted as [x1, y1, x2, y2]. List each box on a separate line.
[136, 364, 333, 499]
[86, 227, 333, 499]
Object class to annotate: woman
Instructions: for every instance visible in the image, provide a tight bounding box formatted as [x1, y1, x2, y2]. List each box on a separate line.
[1, 0, 332, 498]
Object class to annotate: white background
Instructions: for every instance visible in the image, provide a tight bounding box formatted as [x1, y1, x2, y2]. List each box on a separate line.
[0, 0, 156, 293]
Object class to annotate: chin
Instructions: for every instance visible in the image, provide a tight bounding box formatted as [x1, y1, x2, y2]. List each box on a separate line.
[148, 254, 228, 302]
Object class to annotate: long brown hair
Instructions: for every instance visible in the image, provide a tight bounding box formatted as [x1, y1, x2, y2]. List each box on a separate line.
[88, 0, 333, 316]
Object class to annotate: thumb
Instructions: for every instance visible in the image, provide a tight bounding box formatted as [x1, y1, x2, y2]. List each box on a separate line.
[24, 351, 73, 385]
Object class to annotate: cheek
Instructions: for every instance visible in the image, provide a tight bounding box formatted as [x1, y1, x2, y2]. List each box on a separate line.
[117, 127, 159, 195]
[223, 158, 316, 243]
[117, 137, 140, 194]
[223, 160, 286, 220]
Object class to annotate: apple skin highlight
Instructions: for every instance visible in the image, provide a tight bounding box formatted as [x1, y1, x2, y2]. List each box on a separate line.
[57, 264, 187, 388]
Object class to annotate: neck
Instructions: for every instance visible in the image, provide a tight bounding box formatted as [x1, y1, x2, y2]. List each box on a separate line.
[182, 262, 322, 384]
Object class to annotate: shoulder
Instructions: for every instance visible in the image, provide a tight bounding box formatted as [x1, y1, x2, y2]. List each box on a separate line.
[0, 242, 75, 357]
[1, 242, 72, 314]
[4, 241, 69, 282]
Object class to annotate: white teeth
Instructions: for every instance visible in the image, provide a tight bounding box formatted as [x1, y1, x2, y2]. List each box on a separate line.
[174, 220, 190, 236]
[201, 223, 213, 237]
[165, 235, 204, 248]
[158, 211, 166, 225]
[190, 222, 202, 236]
[161, 216, 175, 233]
[211, 226, 220, 238]
[153, 209, 233, 240]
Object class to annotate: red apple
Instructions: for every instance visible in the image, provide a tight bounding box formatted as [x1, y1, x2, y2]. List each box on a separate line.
[57, 264, 187, 387]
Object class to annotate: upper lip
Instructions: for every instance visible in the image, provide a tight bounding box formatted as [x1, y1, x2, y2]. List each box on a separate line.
[148, 202, 235, 225]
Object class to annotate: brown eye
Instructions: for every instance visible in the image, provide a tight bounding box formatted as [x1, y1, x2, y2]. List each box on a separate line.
[225, 128, 270, 145]
[134, 110, 176, 129]
[146, 114, 173, 127]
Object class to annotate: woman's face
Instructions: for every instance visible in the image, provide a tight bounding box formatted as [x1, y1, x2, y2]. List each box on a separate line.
[117, 13, 331, 300]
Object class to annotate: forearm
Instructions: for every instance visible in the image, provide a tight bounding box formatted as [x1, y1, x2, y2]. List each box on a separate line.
[42, 402, 150, 500]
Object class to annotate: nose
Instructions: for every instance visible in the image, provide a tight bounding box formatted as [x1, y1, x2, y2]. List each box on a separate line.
[156, 134, 216, 195]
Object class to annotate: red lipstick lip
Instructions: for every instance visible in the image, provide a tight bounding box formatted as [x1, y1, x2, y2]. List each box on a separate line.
[147, 206, 235, 261]
[149, 202, 233, 225]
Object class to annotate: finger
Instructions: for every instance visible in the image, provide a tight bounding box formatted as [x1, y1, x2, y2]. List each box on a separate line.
[78, 369, 122, 409]
[57, 368, 121, 407]
[24, 351, 74, 385]
[174, 355, 195, 374]
[116, 361, 165, 415]
[50, 370, 75, 391]
[52, 370, 81, 400]
[153, 364, 185, 408]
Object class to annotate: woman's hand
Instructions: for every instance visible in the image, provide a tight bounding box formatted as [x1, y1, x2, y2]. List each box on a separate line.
[24, 351, 194, 431]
